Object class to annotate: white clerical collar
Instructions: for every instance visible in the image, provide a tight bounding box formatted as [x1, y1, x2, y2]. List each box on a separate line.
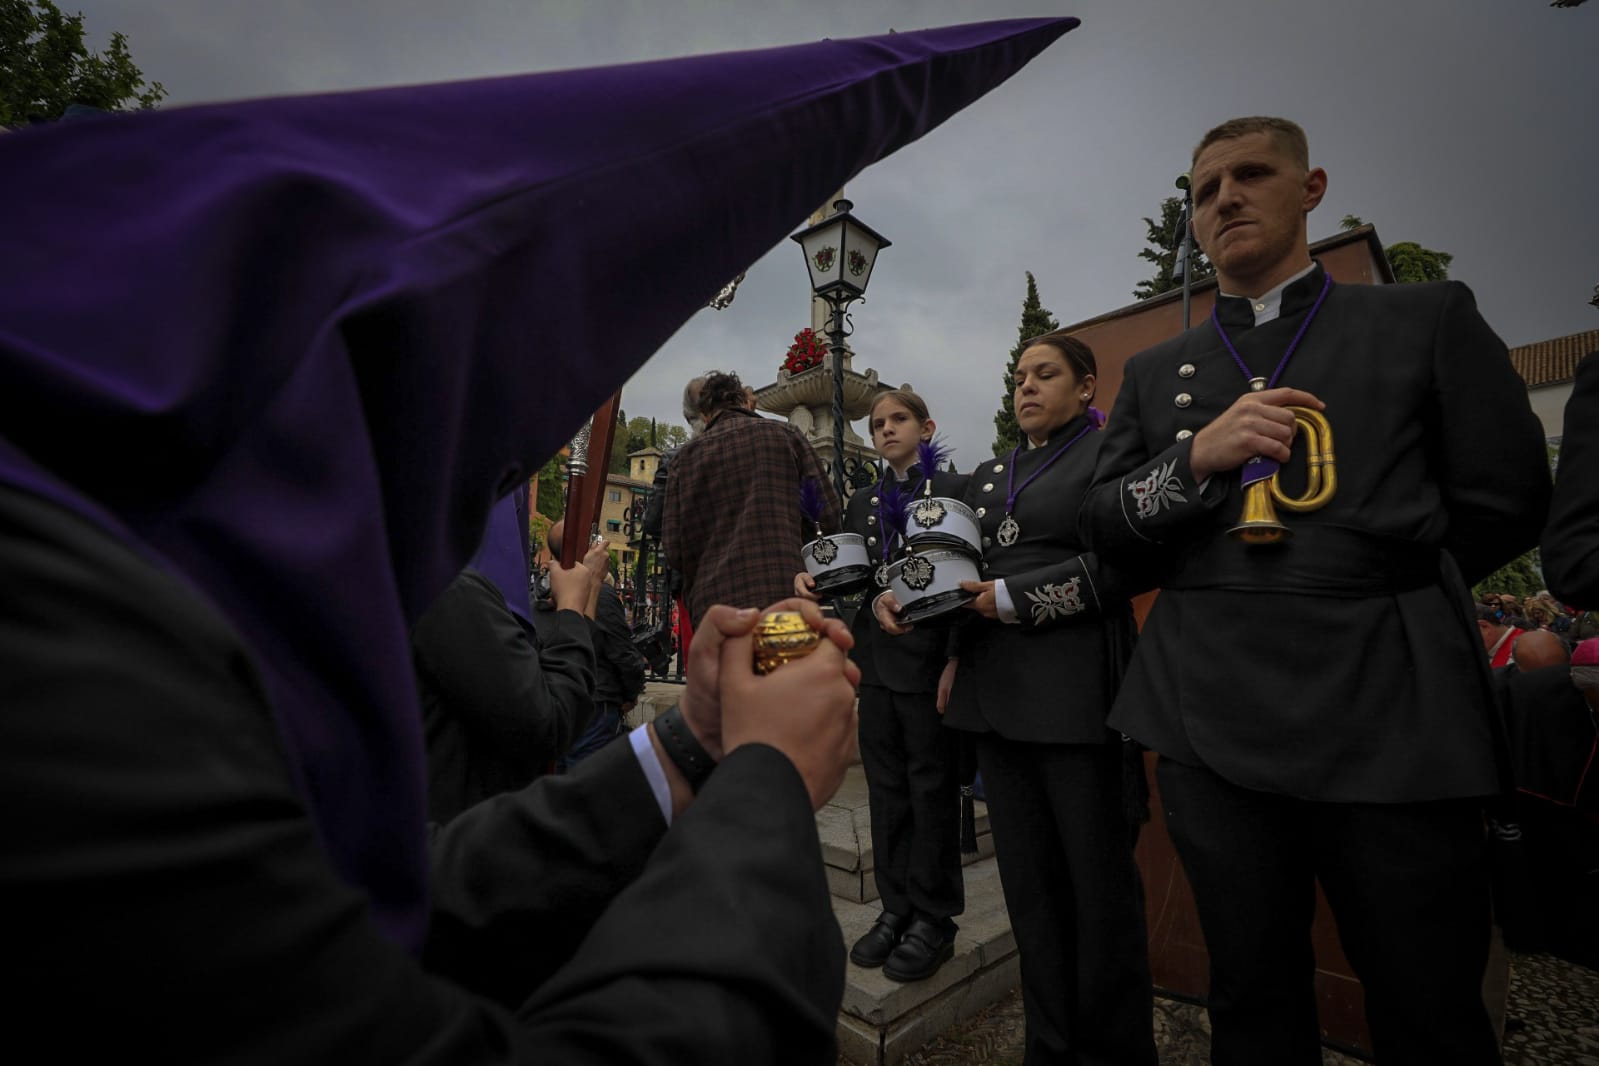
[1219, 261, 1317, 326]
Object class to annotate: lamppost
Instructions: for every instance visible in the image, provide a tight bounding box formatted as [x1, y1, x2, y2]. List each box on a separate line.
[790, 198, 891, 499]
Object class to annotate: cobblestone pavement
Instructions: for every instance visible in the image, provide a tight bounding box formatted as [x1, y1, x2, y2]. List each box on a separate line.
[886, 953, 1598, 1066]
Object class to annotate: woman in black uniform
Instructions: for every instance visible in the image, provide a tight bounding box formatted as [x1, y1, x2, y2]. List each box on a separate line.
[878, 335, 1156, 1064]
[797, 388, 968, 982]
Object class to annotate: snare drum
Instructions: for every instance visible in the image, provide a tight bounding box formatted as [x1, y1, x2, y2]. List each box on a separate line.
[887, 547, 980, 625]
[802, 533, 871, 596]
[901, 496, 982, 556]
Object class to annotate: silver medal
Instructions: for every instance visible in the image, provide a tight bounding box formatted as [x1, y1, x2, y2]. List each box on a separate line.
[875, 563, 891, 588]
[997, 515, 1020, 546]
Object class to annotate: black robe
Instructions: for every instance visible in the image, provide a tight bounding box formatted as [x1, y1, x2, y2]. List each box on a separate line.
[1084, 266, 1551, 802]
[414, 569, 596, 823]
[1543, 350, 1599, 606]
[1, 483, 844, 1064]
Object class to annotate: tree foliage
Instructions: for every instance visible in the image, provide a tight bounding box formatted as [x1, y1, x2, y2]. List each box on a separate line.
[535, 454, 567, 521]
[1474, 550, 1545, 602]
[608, 408, 631, 475]
[1385, 241, 1453, 285]
[992, 272, 1060, 454]
[1335, 215, 1456, 286]
[528, 509, 552, 557]
[1132, 195, 1213, 300]
[1, 0, 165, 126]
[624, 415, 687, 456]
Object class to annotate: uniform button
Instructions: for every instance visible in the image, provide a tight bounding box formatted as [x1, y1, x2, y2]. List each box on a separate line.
[982, 536, 992, 547]
[982, 483, 994, 493]
[992, 463, 1004, 473]
[866, 515, 876, 525]
[1178, 363, 1196, 379]
[1175, 393, 1192, 408]
[1254, 302, 1266, 313]
[976, 507, 986, 517]
[867, 536, 877, 546]
[870, 496, 879, 505]
[1176, 429, 1194, 441]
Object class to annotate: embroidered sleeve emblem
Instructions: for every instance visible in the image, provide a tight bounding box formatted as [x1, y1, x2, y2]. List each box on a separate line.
[809, 538, 838, 566]
[1025, 576, 1084, 623]
[1128, 459, 1185, 519]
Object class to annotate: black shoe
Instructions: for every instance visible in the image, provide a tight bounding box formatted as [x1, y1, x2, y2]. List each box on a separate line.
[849, 912, 908, 968]
[882, 917, 956, 982]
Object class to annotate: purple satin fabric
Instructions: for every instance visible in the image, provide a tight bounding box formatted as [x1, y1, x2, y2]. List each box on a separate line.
[470, 484, 533, 624]
[0, 17, 1077, 949]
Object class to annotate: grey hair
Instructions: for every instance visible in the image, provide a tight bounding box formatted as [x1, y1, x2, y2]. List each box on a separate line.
[682, 375, 707, 435]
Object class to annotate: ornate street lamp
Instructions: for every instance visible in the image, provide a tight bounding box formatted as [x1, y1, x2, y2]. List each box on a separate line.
[790, 198, 892, 498]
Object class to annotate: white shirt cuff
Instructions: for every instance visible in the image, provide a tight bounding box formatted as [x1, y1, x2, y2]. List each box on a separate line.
[993, 578, 1020, 624]
[629, 723, 673, 826]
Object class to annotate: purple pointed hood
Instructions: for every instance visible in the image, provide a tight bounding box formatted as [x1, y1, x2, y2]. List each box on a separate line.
[0, 17, 1078, 949]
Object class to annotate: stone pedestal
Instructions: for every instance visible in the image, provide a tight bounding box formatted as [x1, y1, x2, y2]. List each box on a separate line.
[754, 352, 888, 471]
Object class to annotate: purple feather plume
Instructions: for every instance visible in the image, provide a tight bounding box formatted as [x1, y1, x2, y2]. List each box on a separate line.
[880, 482, 910, 540]
[799, 476, 827, 531]
[917, 436, 952, 494]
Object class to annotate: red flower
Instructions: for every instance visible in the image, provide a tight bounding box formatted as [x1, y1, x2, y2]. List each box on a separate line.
[780, 326, 829, 374]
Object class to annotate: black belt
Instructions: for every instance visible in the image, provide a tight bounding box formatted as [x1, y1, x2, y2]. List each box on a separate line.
[1163, 526, 1442, 598]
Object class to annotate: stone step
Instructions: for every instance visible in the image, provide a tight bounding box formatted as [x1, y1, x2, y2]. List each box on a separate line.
[635, 684, 1018, 1065]
[834, 853, 1017, 1066]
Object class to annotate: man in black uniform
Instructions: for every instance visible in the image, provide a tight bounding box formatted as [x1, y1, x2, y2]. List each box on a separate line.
[1084, 116, 1550, 1064]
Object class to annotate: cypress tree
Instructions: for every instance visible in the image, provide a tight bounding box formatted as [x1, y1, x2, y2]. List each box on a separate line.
[992, 272, 1060, 453]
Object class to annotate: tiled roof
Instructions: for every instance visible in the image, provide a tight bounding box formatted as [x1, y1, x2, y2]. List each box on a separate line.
[1509, 328, 1599, 389]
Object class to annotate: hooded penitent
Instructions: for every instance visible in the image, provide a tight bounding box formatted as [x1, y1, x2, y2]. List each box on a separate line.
[0, 17, 1078, 949]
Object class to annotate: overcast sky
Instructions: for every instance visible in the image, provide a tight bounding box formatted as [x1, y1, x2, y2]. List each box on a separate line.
[72, 0, 1598, 466]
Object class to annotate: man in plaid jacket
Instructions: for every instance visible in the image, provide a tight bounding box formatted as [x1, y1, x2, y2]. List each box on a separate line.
[663, 371, 840, 629]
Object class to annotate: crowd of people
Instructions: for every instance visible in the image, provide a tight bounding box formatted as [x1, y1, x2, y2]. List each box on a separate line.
[3, 21, 1597, 1063]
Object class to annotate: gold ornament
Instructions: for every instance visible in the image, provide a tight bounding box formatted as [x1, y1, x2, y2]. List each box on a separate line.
[752, 610, 821, 674]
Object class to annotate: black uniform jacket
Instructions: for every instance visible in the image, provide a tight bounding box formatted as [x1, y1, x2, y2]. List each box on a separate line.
[1543, 351, 1599, 606]
[2, 483, 845, 1065]
[1083, 267, 1551, 803]
[943, 416, 1143, 744]
[415, 569, 596, 822]
[846, 464, 971, 693]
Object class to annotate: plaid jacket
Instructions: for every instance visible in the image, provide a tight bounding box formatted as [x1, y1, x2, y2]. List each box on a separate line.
[662, 408, 839, 627]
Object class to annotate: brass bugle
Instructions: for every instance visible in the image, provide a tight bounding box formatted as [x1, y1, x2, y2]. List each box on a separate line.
[1228, 406, 1336, 544]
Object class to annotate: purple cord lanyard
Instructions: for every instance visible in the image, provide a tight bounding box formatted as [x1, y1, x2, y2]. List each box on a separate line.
[1209, 270, 1333, 488]
[996, 421, 1094, 547]
[875, 471, 923, 562]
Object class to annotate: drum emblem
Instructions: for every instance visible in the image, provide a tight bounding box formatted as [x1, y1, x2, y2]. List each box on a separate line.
[901, 555, 936, 591]
[911, 498, 947, 529]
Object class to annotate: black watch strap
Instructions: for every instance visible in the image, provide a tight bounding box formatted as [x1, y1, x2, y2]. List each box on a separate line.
[654, 703, 716, 793]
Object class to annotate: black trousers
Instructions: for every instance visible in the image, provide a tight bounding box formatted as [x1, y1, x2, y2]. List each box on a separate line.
[1157, 757, 1501, 1066]
[977, 734, 1157, 1066]
[857, 684, 963, 922]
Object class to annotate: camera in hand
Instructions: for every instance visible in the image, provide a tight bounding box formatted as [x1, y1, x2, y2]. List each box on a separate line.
[632, 621, 673, 675]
